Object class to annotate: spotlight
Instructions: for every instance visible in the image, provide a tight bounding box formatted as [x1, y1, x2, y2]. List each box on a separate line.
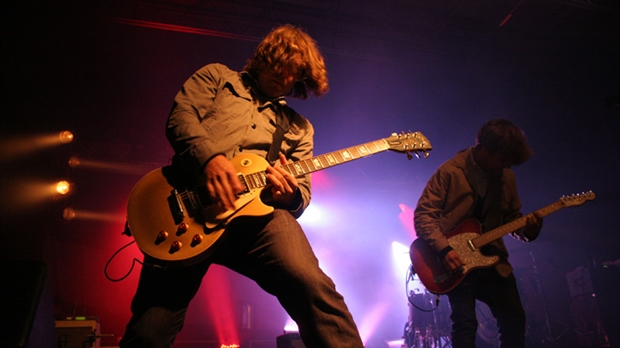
[283, 319, 299, 333]
[68, 156, 80, 167]
[298, 204, 329, 228]
[63, 207, 76, 221]
[60, 208, 124, 222]
[391, 241, 411, 280]
[66, 156, 153, 175]
[58, 130, 74, 144]
[55, 180, 71, 195]
[1, 130, 75, 162]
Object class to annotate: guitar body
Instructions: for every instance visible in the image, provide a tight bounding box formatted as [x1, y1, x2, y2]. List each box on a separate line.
[410, 219, 500, 294]
[127, 153, 273, 266]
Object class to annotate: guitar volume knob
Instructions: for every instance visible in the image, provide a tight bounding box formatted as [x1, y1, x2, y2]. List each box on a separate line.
[155, 231, 169, 244]
[170, 241, 182, 253]
[176, 222, 189, 236]
[191, 234, 203, 247]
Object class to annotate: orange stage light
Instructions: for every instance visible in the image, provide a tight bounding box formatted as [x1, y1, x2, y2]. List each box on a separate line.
[55, 180, 71, 195]
[0, 131, 75, 161]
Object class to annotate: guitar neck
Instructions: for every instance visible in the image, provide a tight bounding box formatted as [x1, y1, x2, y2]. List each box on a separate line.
[471, 191, 594, 248]
[471, 201, 564, 248]
[239, 131, 431, 191]
[243, 138, 392, 190]
[283, 138, 392, 177]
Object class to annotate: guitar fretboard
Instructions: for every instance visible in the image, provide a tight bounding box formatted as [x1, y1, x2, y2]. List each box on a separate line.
[242, 138, 391, 190]
[471, 202, 562, 248]
[471, 191, 595, 248]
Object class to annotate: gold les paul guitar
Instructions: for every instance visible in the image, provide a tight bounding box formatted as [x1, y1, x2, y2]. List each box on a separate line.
[127, 132, 432, 266]
[409, 191, 596, 294]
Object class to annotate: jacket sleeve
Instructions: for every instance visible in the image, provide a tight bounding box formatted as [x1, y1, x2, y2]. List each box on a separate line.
[165, 64, 226, 173]
[414, 167, 452, 253]
[288, 121, 313, 218]
[266, 110, 314, 219]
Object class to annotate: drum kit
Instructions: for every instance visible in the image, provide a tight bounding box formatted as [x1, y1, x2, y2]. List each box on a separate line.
[403, 265, 500, 348]
[404, 264, 451, 348]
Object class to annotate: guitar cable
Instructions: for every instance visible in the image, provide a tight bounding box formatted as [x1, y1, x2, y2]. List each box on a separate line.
[104, 229, 143, 282]
[406, 264, 440, 313]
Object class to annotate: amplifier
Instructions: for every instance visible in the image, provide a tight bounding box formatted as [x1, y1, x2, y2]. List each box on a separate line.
[55, 317, 101, 348]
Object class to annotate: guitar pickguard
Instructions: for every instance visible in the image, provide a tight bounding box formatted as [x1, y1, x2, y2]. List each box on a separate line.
[449, 232, 499, 275]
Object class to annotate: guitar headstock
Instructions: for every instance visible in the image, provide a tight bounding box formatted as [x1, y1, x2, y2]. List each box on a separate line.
[386, 131, 432, 159]
[559, 191, 596, 207]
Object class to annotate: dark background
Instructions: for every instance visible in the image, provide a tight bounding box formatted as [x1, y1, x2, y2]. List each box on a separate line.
[2, 1, 619, 347]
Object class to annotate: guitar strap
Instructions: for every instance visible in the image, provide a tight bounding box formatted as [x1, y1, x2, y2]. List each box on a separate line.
[240, 72, 290, 165]
[267, 99, 290, 165]
[473, 194, 485, 221]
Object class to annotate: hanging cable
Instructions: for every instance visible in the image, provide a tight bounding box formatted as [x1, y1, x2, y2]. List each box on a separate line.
[104, 239, 142, 282]
[405, 264, 439, 313]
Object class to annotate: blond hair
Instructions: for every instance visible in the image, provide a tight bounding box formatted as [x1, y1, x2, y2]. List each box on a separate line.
[244, 24, 329, 99]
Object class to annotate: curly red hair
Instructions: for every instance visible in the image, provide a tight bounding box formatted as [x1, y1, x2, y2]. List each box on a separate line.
[244, 24, 329, 99]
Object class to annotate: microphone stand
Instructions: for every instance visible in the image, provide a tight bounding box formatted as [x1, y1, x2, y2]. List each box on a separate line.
[530, 251, 555, 345]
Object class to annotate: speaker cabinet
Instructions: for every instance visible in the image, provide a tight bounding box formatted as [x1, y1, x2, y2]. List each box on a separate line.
[55, 318, 101, 348]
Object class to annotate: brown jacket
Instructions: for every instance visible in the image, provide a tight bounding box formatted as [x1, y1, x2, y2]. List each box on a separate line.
[414, 147, 530, 277]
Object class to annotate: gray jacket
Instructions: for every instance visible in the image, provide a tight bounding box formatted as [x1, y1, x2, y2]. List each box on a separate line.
[166, 63, 313, 218]
[414, 147, 532, 276]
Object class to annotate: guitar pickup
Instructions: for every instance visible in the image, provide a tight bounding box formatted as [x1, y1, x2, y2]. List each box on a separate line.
[168, 189, 185, 224]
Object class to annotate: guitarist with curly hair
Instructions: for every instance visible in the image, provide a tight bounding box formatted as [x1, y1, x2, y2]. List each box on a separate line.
[413, 118, 543, 348]
[120, 24, 364, 348]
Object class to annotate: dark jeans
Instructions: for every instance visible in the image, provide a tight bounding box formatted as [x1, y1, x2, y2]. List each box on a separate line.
[119, 209, 363, 348]
[447, 268, 526, 348]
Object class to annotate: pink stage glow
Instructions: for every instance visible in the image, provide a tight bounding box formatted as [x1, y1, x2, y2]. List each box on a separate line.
[203, 265, 240, 346]
[358, 301, 390, 345]
[398, 203, 416, 238]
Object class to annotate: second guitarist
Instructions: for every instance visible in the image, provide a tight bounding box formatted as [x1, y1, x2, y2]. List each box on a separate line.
[413, 118, 543, 348]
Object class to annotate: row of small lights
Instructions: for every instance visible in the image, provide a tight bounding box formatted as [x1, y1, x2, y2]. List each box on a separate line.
[2, 130, 78, 219]
[55, 131, 74, 197]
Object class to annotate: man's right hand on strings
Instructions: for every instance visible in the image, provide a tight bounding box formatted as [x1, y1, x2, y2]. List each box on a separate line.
[204, 154, 244, 211]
